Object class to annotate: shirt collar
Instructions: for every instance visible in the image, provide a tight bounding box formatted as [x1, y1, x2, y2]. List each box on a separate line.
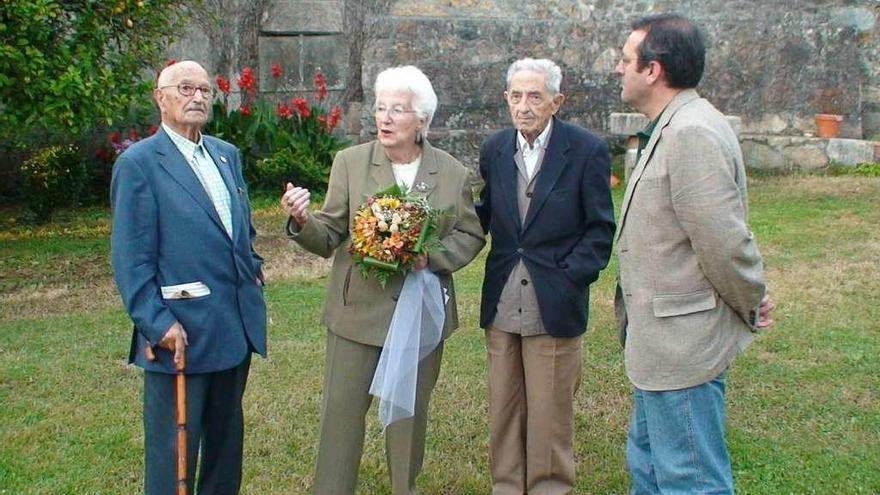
[162, 122, 205, 158]
[635, 107, 666, 155]
[517, 118, 553, 152]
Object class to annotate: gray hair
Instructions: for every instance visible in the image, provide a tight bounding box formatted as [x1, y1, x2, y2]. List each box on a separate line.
[505, 58, 563, 94]
[374, 65, 438, 141]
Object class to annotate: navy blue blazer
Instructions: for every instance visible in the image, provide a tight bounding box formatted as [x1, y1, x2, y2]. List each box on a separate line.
[476, 118, 615, 338]
[111, 127, 267, 374]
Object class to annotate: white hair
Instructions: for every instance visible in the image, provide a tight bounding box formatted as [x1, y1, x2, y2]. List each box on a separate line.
[505, 58, 563, 94]
[374, 65, 438, 141]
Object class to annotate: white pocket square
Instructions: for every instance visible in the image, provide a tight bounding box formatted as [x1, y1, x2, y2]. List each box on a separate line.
[161, 281, 211, 299]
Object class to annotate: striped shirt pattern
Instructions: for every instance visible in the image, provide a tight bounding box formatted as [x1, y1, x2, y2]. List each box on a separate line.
[162, 123, 233, 237]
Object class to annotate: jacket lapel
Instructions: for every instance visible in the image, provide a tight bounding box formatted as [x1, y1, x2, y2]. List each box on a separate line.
[203, 139, 240, 242]
[369, 141, 397, 194]
[522, 118, 569, 232]
[495, 130, 522, 235]
[155, 129, 228, 237]
[616, 90, 700, 241]
[411, 141, 440, 200]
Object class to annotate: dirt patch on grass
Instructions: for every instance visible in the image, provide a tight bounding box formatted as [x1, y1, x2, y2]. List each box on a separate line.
[0, 281, 119, 321]
[754, 175, 880, 198]
[1, 221, 331, 322]
[256, 236, 331, 283]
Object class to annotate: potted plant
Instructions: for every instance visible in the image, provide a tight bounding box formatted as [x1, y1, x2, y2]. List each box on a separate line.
[814, 86, 844, 138]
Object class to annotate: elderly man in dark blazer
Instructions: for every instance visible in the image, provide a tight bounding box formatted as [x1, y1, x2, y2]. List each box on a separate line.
[614, 14, 775, 494]
[476, 57, 615, 494]
[111, 60, 266, 494]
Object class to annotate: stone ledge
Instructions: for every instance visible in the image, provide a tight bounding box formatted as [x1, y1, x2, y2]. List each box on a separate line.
[741, 135, 880, 170]
[362, 127, 879, 177]
[609, 112, 742, 137]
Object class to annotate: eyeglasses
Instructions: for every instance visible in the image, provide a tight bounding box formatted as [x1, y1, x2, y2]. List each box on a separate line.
[374, 105, 417, 118]
[159, 84, 213, 97]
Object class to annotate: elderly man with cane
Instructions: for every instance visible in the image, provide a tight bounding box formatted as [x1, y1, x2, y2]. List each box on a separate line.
[111, 60, 267, 495]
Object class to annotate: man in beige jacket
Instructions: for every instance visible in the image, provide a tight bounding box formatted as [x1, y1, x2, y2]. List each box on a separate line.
[614, 13, 775, 494]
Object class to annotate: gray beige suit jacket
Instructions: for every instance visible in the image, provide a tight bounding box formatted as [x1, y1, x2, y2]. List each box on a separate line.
[290, 140, 485, 346]
[614, 90, 766, 391]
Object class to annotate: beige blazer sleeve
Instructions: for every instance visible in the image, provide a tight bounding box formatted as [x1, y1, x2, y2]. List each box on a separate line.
[427, 165, 485, 274]
[289, 150, 352, 258]
[666, 125, 765, 326]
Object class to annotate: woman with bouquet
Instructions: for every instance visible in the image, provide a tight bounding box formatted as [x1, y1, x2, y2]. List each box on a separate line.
[280, 65, 485, 494]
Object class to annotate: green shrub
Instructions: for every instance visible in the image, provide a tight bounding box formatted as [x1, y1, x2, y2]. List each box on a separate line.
[851, 162, 880, 177]
[827, 161, 880, 177]
[206, 66, 347, 193]
[0, 0, 191, 145]
[255, 147, 330, 193]
[20, 145, 88, 222]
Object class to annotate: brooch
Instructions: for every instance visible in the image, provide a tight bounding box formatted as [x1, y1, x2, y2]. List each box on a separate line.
[413, 181, 430, 193]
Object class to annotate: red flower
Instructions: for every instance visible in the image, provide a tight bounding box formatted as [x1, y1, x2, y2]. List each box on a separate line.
[237, 67, 258, 95]
[108, 131, 122, 144]
[271, 63, 283, 79]
[128, 128, 140, 141]
[327, 105, 342, 131]
[216, 74, 231, 94]
[147, 124, 159, 136]
[240, 104, 252, 116]
[95, 147, 112, 161]
[291, 97, 310, 118]
[276, 103, 294, 119]
[314, 72, 328, 101]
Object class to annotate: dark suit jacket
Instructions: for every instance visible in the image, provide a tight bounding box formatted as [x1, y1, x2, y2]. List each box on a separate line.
[111, 127, 267, 374]
[477, 117, 615, 338]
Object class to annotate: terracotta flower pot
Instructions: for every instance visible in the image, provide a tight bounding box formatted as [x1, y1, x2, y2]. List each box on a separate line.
[815, 113, 843, 138]
[610, 173, 621, 188]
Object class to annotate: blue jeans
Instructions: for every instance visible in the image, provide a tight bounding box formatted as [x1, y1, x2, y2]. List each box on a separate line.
[626, 372, 734, 495]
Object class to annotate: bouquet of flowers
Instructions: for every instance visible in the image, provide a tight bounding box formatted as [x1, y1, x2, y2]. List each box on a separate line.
[350, 184, 441, 288]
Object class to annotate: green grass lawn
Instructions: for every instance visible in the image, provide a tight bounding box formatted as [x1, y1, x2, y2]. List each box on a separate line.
[1, 175, 878, 494]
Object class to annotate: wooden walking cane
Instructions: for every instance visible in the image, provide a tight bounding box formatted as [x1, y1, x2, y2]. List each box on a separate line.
[175, 347, 187, 495]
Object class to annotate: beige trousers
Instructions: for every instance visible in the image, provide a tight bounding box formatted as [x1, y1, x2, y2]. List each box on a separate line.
[313, 331, 444, 495]
[486, 327, 583, 495]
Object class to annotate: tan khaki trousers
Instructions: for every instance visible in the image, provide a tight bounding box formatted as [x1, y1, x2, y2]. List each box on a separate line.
[486, 327, 582, 495]
[313, 331, 444, 495]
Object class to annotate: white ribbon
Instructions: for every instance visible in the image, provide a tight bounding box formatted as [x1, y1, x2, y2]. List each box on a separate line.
[369, 269, 446, 428]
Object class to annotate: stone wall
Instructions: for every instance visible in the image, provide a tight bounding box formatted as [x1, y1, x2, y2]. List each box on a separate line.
[170, 0, 880, 169]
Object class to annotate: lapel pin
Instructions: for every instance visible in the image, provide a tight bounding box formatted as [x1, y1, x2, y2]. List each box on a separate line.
[220, 155, 228, 164]
[414, 181, 430, 193]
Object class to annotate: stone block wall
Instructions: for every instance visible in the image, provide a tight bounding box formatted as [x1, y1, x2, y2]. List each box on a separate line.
[169, 0, 880, 169]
